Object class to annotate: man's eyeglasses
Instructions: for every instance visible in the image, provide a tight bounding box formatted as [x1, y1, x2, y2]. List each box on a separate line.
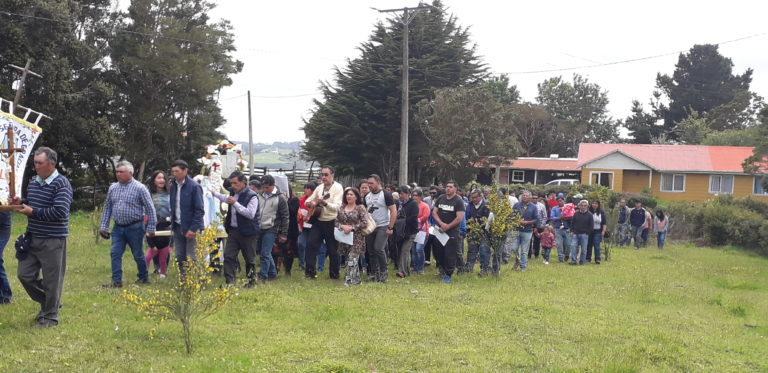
[322, 173, 331, 177]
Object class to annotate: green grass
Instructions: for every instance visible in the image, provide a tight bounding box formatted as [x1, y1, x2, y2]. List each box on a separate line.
[1, 212, 767, 372]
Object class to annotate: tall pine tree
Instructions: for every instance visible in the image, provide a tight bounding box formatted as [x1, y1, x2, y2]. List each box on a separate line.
[302, 0, 486, 182]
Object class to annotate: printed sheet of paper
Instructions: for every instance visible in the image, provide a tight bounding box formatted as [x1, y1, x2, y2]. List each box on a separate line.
[428, 226, 449, 246]
[334, 227, 354, 245]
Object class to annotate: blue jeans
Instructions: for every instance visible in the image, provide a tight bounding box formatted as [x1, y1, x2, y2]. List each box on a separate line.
[657, 232, 667, 249]
[317, 241, 327, 272]
[570, 233, 589, 264]
[257, 231, 278, 280]
[298, 230, 308, 267]
[0, 225, 11, 301]
[555, 228, 570, 262]
[110, 222, 148, 282]
[412, 241, 425, 272]
[511, 231, 533, 269]
[465, 239, 490, 273]
[586, 230, 602, 263]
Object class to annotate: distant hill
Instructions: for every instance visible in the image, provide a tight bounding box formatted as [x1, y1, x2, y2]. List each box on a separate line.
[231, 141, 310, 169]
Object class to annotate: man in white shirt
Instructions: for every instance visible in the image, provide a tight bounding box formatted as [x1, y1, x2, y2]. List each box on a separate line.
[304, 166, 344, 279]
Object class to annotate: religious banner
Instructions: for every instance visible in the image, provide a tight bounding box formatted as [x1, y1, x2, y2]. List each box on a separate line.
[0, 111, 42, 204]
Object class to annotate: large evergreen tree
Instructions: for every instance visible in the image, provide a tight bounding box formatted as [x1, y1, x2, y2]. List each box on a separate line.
[654, 44, 755, 140]
[302, 0, 486, 182]
[0, 0, 119, 185]
[109, 0, 242, 180]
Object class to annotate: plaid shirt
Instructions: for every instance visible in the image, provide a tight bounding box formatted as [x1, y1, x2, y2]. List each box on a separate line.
[100, 178, 157, 232]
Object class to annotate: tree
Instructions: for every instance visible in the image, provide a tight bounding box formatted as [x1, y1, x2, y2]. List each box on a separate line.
[509, 103, 556, 157]
[109, 0, 242, 180]
[479, 74, 521, 104]
[302, 0, 486, 182]
[702, 127, 762, 147]
[654, 44, 754, 140]
[675, 111, 711, 144]
[416, 87, 519, 183]
[536, 74, 618, 156]
[0, 0, 120, 186]
[743, 107, 768, 174]
[625, 99, 663, 144]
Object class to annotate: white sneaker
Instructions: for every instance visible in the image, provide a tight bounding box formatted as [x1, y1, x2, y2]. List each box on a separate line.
[543, 261, 549, 265]
[159, 274, 167, 279]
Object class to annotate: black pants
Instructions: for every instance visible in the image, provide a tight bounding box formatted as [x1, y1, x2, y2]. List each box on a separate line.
[424, 235, 434, 262]
[305, 220, 340, 279]
[434, 234, 459, 277]
[223, 230, 257, 284]
[530, 228, 542, 258]
[279, 237, 298, 275]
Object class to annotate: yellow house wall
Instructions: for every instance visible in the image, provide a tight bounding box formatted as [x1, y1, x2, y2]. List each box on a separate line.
[578, 167, 768, 202]
[581, 168, 624, 192]
[622, 170, 651, 193]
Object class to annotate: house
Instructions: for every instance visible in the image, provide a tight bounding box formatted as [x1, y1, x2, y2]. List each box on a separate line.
[477, 156, 580, 185]
[577, 143, 768, 202]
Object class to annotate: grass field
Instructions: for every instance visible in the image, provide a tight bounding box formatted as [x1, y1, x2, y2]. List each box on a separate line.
[0, 213, 767, 372]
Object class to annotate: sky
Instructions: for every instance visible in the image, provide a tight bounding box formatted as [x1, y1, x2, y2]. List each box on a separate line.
[208, 0, 768, 144]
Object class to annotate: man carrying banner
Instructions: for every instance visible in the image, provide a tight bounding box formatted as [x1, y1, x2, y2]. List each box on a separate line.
[14, 147, 73, 328]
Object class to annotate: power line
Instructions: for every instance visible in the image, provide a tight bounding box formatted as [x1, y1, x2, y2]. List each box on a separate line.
[500, 31, 768, 75]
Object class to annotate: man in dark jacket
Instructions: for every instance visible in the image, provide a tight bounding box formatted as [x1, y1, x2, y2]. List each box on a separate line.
[629, 200, 647, 249]
[464, 190, 493, 275]
[169, 160, 205, 269]
[214, 172, 260, 286]
[395, 185, 419, 278]
[255, 175, 289, 283]
[569, 200, 592, 265]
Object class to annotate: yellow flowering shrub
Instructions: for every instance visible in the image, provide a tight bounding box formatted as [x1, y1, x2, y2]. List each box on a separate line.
[117, 224, 235, 354]
[465, 184, 521, 275]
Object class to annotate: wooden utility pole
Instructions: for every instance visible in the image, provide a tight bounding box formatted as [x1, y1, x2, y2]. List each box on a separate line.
[3, 59, 43, 201]
[247, 90, 254, 176]
[372, 4, 432, 184]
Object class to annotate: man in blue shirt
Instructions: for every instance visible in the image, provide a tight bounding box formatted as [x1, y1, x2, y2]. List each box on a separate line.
[15, 147, 73, 328]
[100, 161, 157, 288]
[511, 190, 539, 272]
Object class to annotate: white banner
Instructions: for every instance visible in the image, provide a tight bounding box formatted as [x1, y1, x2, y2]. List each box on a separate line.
[0, 112, 42, 203]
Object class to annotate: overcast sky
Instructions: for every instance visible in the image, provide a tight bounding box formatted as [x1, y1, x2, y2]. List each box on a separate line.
[209, 0, 768, 144]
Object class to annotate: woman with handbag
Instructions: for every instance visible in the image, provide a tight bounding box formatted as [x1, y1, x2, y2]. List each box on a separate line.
[335, 187, 369, 286]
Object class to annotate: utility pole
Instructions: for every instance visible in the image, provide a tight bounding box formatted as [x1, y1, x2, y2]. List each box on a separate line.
[247, 90, 254, 176]
[373, 4, 432, 184]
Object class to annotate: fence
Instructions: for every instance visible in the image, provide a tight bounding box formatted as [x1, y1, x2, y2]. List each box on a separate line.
[244, 167, 322, 183]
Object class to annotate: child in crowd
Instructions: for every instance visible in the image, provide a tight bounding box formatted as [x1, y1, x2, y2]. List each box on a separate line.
[536, 225, 556, 265]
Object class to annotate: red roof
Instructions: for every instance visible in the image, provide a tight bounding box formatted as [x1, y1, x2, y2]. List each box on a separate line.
[577, 143, 756, 173]
[498, 158, 579, 171]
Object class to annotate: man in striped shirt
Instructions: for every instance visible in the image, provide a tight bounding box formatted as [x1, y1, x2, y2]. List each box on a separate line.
[100, 161, 157, 288]
[15, 147, 73, 328]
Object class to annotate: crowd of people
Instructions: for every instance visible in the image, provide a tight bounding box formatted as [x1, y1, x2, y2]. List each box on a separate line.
[0, 153, 671, 328]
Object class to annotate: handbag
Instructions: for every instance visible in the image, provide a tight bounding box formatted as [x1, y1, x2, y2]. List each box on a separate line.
[362, 210, 376, 236]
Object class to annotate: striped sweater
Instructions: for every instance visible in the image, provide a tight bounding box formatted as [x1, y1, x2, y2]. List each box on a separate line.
[25, 174, 73, 238]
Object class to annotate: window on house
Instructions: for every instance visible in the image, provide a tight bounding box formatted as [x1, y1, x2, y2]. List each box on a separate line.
[709, 175, 734, 194]
[589, 171, 613, 189]
[661, 173, 685, 192]
[754, 176, 768, 195]
[509, 170, 525, 183]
